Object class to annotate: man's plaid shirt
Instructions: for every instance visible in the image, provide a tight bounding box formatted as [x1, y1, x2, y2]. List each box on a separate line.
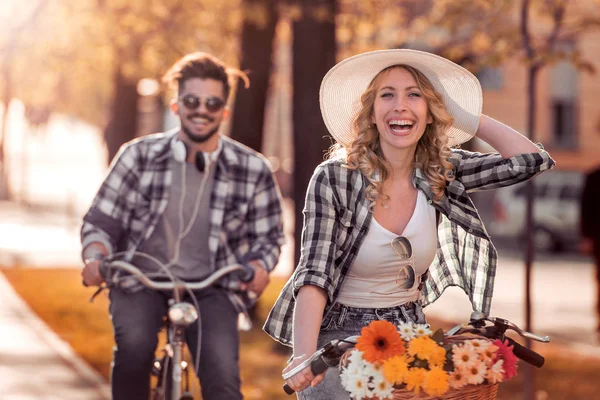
[264, 146, 555, 346]
[81, 131, 286, 328]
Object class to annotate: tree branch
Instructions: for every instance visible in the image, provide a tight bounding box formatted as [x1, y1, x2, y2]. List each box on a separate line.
[521, 0, 534, 62]
[544, 0, 566, 54]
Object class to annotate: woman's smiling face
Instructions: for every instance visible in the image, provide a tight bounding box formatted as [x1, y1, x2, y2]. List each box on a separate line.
[371, 67, 432, 156]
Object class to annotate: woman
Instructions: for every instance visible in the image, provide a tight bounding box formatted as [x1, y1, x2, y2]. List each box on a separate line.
[264, 49, 555, 398]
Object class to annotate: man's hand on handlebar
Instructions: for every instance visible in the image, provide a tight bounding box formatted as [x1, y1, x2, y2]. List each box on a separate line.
[282, 353, 326, 393]
[241, 260, 270, 296]
[82, 258, 106, 287]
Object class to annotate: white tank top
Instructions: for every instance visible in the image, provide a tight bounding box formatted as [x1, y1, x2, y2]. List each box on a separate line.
[337, 190, 438, 308]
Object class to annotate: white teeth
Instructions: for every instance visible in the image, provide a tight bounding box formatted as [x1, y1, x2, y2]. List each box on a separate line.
[191, 117, 209, 124]
[389, 120, 413, 127]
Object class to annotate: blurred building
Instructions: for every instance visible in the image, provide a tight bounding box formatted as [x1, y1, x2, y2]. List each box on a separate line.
[478, 32, 600, 171]
[470, 16, 600, 253]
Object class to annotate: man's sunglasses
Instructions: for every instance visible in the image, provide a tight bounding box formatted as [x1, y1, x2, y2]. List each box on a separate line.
[179, 94, 225, 113]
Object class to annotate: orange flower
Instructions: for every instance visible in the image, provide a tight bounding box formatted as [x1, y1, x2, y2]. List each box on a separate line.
[405, 367, 427, 394]
[407, 336, 437, 359]
[383, 355, 410, 385]
[356, 320, 405, 363]
[423, 367, 450, 396]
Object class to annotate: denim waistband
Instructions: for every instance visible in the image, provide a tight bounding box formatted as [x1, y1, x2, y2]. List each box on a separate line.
[320, 300, 426, 338]
[330, 301, 416, 314]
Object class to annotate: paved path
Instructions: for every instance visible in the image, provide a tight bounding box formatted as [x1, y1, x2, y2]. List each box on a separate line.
[0, 272, 110, 399]
[425, 251, 600, 354]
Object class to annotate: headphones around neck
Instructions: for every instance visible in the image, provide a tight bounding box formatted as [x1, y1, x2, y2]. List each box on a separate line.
[172, 140, 209, 172]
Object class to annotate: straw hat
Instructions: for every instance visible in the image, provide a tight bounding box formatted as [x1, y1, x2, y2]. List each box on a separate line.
[319, 49, 482, 147]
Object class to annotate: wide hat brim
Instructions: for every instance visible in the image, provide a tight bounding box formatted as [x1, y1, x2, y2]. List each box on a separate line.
[319, 49, 482, 147]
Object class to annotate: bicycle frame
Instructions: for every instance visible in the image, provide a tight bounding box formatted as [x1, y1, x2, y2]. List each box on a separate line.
[152, 322, 193, 400]
[100, 259, 254, 400]
[162, 304, 197, 400]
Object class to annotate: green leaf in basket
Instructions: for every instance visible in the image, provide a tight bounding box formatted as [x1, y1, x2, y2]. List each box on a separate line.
[444, 348, 455, 372]
[431, 328, 445, 344]
[412, 356, 429, 369]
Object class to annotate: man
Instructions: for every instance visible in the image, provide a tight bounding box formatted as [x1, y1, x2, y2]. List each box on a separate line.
[81, 52, 285, 399]
[580, 166, 600, 335]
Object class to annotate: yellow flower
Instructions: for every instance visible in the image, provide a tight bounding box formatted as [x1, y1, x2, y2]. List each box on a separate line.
[407, 336, 446, 367]
[407, 336, 436, 358]
[383, 355, 410, 385]
[405, 368, 427, 394]
[427, 345, 447, 368]
[423, 367, 450, 396]
[356, 320, 405, 363]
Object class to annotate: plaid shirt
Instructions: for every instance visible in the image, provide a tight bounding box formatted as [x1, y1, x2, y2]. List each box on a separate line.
[264, 145, 555, 346]
[81, 131, 285, 328]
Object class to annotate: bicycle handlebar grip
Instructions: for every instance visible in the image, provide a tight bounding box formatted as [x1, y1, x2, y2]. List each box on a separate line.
[310, 356, 329, 375]
[282, 356, 330, 395]
[508, 338, 545, 368]
[283, 383, 294, 395]
[97, 261, 109, 279]
[239, 264, 255, 283]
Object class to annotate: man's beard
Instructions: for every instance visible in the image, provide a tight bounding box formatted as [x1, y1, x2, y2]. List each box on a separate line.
[181, 122, 220, 143]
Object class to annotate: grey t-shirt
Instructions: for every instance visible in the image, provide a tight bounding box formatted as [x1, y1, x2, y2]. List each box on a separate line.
[134, 160, 215, 280]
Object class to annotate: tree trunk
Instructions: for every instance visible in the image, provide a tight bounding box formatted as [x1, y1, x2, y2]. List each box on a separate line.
[292, 0, 337, 265]
[0, 61, 14, 200]
[523, 63, 539, 400]
[521, 2, 536, 399]
[104, 65, 139, 164]
[229, 0, 278, 152]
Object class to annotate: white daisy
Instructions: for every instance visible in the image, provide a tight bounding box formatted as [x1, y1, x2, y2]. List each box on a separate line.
[413, 323, 432, 337]
[343, 374, 370, 399]
[487, 359, 505, 384]
[370, 373, 394, 399]
[452, 344, 478, 369]
[363, 362, 384, 383]
[465, 360, 488, 385]
[449, 367, 469, 389]
[469, 339, 491, 353]
[397, 322, 415, 340]
[348, 350, 368, 370]
[341, 363, 364, 387]
[480, 343, 499, 366]
[341, 356, 370, 388]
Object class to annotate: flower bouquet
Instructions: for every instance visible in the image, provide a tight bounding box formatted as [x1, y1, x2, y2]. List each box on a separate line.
[339, 320, 518, 400]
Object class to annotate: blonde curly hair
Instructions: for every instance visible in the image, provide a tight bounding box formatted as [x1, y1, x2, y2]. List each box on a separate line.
[327, 64, 456, 205]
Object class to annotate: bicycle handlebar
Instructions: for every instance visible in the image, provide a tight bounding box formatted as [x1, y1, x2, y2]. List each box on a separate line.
[282, 312, 550, 394]
[283, 357, 330, 395]
[444, 312, 549, 369]
[506, 337, 545, 368]
[100, 260, 255, 291]
[486, 316, 550, 343]
[446, 313, 550, 343]
[282, 337, 358, 395]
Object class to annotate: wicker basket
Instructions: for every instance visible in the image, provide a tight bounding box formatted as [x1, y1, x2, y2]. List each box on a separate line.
[388, 383, 498, 400]
[339, 347, 499, 400]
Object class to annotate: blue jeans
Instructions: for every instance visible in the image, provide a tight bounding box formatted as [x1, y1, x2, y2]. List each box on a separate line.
[297, 302, 426, 400]
[109, 286, 241, 400]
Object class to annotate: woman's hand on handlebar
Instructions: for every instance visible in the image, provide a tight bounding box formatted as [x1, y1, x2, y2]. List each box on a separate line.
[82, 258, 105, 287]
[282, 353, 326, 393]
[241, 260, 270, 296]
